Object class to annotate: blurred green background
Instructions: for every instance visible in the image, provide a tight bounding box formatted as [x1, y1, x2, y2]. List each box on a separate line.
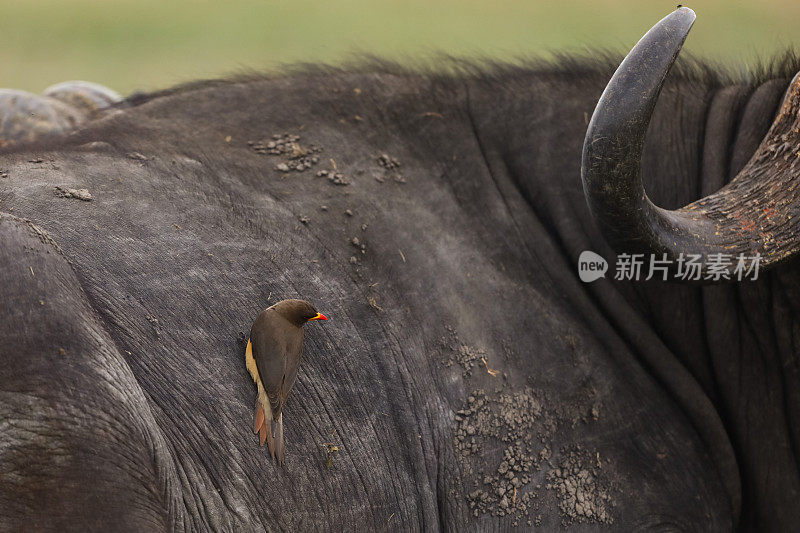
[1, 0, 797, 95]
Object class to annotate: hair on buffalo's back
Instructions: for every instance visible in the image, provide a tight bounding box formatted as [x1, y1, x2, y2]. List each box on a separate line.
[2, 49, 799, 157]
[122, 50, 800, 108]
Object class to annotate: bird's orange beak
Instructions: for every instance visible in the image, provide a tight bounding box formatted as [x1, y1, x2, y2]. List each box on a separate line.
[309, 312, 328, 321]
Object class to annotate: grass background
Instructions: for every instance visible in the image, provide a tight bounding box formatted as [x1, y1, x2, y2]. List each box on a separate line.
[0, 0, 797, 95]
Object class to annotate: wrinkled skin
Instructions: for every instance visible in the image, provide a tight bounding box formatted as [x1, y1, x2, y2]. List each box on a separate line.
[1, 59, 799, 531]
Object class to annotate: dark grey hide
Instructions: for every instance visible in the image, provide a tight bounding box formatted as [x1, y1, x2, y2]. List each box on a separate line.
[0, 56, 798, 531]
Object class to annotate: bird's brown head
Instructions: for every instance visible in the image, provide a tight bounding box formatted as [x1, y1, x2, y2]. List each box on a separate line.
[271, 299, 328, 326]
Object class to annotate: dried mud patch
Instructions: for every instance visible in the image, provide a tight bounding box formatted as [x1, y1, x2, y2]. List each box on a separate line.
[248, 133, 322, 173]
[454, 389, 549, 526]
[546, 448, 613, 525]
[54, 186, 92, 201]
[445, 328, 615, 527]
[441, 326, 498, 379]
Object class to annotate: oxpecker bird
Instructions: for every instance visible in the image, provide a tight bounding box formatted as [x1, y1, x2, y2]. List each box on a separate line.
[245, 299, 327, 465]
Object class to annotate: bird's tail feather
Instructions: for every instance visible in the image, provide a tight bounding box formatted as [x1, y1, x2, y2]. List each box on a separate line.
[247, 338, 273, 449]
[254, 402, 265, 434]
[275, 413, 285, 466]
[246, 337, 284, 465]
[266, 419, 276, 460]
[253, 380, 275, 454]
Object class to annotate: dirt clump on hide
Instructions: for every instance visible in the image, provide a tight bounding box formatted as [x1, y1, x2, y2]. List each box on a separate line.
[445, 329, 614, 527]
[54, 186, 92, 201]
[546, 448, 613, 525]
[441, 326, 491, 378]
[375, 153, 405, 183]
[316, 169, 350, 186]
[248, 133, 322, 173]
[351, 236, 366, 254]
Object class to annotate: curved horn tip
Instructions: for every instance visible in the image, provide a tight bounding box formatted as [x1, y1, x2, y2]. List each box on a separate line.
[581, 6, 699, 255]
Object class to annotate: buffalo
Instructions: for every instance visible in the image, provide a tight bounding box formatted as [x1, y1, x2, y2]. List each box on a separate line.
[1, 7, 798, 531]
